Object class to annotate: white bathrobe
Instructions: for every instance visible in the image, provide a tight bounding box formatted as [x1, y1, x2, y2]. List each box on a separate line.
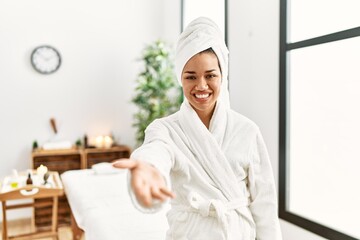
[129, 17, 282, 240]
[130, 102, 282, 240]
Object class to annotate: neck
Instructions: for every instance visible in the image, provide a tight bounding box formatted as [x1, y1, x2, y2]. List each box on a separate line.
[195, 105, 216, 129]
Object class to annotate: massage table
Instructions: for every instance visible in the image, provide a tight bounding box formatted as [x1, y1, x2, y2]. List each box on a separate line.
[61, 165, 169, 240]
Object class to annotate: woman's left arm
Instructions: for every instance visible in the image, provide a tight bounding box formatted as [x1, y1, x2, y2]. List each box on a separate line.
[248, 128, 282, 240]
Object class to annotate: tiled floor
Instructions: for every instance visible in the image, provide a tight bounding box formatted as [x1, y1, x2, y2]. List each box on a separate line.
[0, 218, 75, 240]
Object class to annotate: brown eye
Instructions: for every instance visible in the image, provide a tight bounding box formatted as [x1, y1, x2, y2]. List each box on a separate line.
[185, 75, 196, 80]
[206, 74, 217, 79]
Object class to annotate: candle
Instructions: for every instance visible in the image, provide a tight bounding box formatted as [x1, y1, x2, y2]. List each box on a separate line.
[103, 136, 113, 148]
[94, 135, 113, 148]
[37, 164, 48, 184]
[95, 136, 104, 148]
[37, 164, 48, 176]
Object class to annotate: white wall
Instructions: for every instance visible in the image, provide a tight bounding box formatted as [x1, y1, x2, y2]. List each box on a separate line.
[0, 0, 181, 220]
[162, 0, 182, 44]
[227, 0, 326, 239]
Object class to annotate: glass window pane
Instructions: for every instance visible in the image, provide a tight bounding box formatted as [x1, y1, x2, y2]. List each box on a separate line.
[182, 0, 225, 37]
[289, 0, 360, 42]
[287, 37, 360, 239]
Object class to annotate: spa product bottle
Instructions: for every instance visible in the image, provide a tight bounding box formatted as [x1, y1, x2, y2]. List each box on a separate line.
[10, 169, 19, 188]
[26, 173, 33, 185]
[84, 134, 88, 148]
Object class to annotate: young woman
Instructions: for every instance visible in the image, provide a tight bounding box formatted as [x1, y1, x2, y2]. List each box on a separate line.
[113, 17, 282, 240]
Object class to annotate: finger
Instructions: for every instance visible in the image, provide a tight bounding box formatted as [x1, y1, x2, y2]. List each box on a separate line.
[151, 187, 168, 202]
[159, 187, 176, 199]
[132, 176, 152, 207]
[137, 183, 152, 207]
[112, 159, 138, 169]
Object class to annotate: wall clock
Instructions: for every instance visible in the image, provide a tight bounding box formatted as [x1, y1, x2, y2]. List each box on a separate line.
[31, 45, 61, 74]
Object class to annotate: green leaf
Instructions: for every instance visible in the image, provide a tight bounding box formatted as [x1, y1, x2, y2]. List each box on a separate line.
[132, 40, 182, 146]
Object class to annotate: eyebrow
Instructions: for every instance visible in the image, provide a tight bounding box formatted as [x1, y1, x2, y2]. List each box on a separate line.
[184, 69, 217, 74]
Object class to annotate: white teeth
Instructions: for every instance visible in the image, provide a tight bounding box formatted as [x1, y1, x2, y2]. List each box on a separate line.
[195, 93, 209, 99]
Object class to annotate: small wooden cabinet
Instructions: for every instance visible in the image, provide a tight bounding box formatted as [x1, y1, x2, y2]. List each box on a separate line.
[32, 145, 131, 229]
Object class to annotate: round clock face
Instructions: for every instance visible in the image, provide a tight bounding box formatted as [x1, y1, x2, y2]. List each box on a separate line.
[31, 45, 61, 74]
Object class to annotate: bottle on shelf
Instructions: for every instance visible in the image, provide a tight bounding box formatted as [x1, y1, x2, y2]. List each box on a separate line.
[26, 172, 33, 185]
[84, 134, 88, 148]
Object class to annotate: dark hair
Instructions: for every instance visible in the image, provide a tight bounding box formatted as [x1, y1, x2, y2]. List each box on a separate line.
[198, 47, 221, 72]
[199, 47, 216, 55]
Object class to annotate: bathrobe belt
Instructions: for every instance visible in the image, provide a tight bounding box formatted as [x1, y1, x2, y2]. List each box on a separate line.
[173, 191, 250, 238]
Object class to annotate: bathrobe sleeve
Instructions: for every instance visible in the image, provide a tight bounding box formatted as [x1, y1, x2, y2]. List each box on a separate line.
[248, 128, 282, 240]
[128, 120, 175, 213]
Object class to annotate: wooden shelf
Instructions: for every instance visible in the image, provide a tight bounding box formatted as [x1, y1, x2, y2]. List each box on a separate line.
[84, 145, 131, 168]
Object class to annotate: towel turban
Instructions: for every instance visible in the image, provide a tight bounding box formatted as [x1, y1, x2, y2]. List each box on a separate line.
[175, 17, 230, 107]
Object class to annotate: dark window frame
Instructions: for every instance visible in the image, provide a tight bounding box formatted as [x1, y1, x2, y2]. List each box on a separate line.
[279, 0, 360, 239]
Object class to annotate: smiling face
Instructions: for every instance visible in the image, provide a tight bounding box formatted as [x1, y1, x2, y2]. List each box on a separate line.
[181, 50, 222, 123]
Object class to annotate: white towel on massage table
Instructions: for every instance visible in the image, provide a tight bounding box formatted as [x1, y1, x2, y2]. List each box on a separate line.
[61, 169, 169, 240]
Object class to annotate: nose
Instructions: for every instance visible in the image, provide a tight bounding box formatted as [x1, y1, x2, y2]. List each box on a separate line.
[195, 78, 208, 91]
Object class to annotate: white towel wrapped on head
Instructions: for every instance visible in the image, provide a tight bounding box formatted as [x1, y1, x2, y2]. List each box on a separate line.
[175, 17, 230, 108]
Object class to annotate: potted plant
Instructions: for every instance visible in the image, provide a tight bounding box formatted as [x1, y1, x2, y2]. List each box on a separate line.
[132, 40, 182, 145]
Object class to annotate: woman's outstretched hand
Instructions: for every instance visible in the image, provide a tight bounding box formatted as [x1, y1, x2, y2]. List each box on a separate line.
[112, 159, 175, 208]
